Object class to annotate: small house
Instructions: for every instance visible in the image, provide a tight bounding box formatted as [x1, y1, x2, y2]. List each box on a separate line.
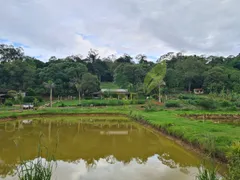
[194, 88, 204, 95]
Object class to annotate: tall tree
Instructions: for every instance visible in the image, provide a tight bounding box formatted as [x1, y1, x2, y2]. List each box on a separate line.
[44, 81, 55, 107]
[70, 78, 82, 105]
[81, 73, 100, 96]
[136, 54, 147, 64]
[175, 56, 207, 92]
[0, 44, 24, 62]
[87, 49, 99, 63]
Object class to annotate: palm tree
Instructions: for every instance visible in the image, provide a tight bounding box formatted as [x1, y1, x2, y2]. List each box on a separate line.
[70, 78, 82, 105]
[75, 82, 82, 105]
[44, 80, 55, 107]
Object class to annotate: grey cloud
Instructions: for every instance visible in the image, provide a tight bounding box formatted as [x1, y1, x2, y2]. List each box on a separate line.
[0, 0, 240, 60]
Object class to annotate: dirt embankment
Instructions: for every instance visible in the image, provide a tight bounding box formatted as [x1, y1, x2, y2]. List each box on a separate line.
[182, 114, 240, 120]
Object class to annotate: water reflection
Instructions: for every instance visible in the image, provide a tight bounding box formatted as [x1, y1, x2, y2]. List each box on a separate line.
[0, 115, 205, 179]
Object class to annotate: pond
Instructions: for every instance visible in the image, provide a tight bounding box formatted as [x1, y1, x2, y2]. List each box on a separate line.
[0, 115, 220, 180]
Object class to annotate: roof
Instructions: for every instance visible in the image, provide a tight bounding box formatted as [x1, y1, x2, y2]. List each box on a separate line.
[0, 94, 10, 98]
[194, 88, 203, 90]
[101, 89, 128, 93]
[93, 89, 129, 95]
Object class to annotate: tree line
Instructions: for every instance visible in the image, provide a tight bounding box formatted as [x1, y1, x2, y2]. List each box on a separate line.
[1, 44, 240, 98]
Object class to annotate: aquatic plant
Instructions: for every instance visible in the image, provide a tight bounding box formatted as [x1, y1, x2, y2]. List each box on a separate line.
[16, 134, 57, 180]
[196, 167, 220, 180]
[17, 157, 54, 180]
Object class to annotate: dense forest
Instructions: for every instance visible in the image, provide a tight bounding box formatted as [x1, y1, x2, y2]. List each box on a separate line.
[1, 44, 240, 98]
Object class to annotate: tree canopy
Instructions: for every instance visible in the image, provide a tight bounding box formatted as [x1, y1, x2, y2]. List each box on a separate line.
[1, 44, 240, 98]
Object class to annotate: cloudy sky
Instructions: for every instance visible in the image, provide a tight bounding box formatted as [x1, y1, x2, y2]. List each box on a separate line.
[0, 0, 240, 61]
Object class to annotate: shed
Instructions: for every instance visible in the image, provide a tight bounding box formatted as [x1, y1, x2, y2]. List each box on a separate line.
[193, 88, 204, 95]
[92, 89, 130, 99]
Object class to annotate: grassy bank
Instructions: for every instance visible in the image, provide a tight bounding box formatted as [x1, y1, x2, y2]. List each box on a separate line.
[0, 106, 239, 162]
[131, 110, 240, 161]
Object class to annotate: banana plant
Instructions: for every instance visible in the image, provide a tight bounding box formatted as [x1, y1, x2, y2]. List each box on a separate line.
[144, 60, 167, 102]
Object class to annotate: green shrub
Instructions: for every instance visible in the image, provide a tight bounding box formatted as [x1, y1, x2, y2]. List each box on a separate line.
[23, 96, 43, 103]
[187, 99, 198, 106]
[4, 99, 13, 106]
[144, 100, 156, 112]
[178, 94, 202, 100]
[221, 100, 232, 108]
[58, 103, 66, 107]
[165, 100, 181, 108]
[227, 142, 240, 180]
[35, 96, 43, 103]
[234, 101, 240, 107]
[225, 106, 237, 111]
[197, 99, 218, 110]
[26, 88, 36, 96]
[23, 96, 35, 103]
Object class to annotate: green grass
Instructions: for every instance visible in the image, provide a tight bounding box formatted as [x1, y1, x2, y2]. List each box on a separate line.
[0, 106, 239, 162]
[132, 110, 240, 161]
[100, 82, 119, 89]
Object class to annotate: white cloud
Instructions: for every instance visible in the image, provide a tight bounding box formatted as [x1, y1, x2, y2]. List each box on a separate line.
[0, 0, 240, 61]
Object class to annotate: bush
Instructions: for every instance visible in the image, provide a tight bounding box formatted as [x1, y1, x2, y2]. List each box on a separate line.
[144, 100, 156, 112]
[234, 101, 240, 107]
[4, 99, 13, 106]
[226, 106, 237, 111]
[35, 96, 43, 102]
[58, 103, 66, 107]
[221, 100, 232, 108]
[77, 99, 144, 107]
[26, 88, 36, 96]
[165, 100, 181, 108]
[187, 99, 198, 106]
[23, 96, 35, 103]
[23, 96, 43, 103]
[228, 142, 240, 180]
[197, 99, 218, 110]
[178, 94, 202, 100]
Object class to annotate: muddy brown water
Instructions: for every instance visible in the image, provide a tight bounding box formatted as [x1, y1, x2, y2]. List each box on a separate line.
[0, 115, 222, 180]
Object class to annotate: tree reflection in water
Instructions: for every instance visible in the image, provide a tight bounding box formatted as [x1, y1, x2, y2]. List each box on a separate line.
[0, 115, 210, 180]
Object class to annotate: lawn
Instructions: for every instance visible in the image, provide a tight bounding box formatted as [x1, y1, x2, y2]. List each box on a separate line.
[0, 106, 239, 162]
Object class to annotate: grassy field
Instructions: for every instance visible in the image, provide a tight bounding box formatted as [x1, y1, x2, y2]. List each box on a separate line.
[0, 106, 239, 162]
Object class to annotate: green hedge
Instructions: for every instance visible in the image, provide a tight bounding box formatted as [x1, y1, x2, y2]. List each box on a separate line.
[23, 96, 43, 103]
[4, 99, 13, 106]
[77, 99, 145, 107]
[165, 100, 181, 108]
[197, 99, 218, 110]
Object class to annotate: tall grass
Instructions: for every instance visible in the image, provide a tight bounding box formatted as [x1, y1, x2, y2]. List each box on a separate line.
[16, 134, 57, 180]
[17, 157, 54, 180]
[196, 167, 220, 180]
